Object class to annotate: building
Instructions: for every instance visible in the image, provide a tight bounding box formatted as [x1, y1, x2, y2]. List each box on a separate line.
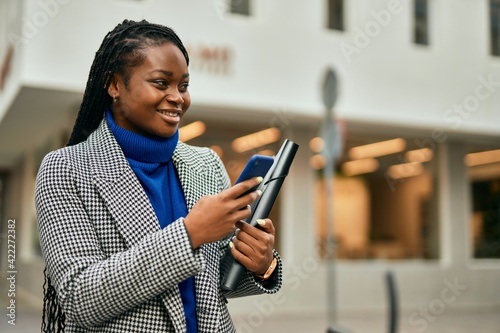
[1, 0, 499, 329]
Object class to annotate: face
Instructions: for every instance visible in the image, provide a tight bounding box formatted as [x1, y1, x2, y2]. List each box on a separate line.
[108, 42, 191, 138]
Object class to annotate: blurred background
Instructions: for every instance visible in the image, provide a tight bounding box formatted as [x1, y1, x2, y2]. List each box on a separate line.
[0, 0, 500, 332]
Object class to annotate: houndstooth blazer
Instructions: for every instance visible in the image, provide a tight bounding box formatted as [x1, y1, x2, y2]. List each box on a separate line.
[35, 120, 282, 332]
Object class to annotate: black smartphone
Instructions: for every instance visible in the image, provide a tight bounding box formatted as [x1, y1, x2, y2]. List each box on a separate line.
[235, 154, 274, 196]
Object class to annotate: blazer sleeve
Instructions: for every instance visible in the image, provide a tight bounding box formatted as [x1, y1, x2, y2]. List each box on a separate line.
[210, 150, 283, 298]
[36, 150, 205, 328]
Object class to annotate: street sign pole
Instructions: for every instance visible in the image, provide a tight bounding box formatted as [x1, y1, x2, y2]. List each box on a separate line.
[320, 68, 350, 333]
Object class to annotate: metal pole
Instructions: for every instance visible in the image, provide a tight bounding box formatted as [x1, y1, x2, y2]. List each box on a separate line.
[386, 271, 399, 333]
[322, 114, 350, 333]
[321, 68, 350, 333]
[324, 147, 337, 332]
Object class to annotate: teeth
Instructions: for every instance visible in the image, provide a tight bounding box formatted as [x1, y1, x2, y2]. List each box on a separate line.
[158, 110, 179, 117]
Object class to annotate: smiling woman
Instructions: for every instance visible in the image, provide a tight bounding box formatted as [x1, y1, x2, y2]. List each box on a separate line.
[36, 19, 282, 333]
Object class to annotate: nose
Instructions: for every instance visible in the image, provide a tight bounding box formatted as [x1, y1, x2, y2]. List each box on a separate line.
[166, 88, 183, 105]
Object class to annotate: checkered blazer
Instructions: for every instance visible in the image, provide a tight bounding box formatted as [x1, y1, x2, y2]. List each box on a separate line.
[36, 120, 282, 332]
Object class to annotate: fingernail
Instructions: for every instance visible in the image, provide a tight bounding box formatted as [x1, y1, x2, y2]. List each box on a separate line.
[256, 190, 263, 196]
[256, 176, 264, 183]
[256, 219, 266, 226]
[229, 241, 234, 249]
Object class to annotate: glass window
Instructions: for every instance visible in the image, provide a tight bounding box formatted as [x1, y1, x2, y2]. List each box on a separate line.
[327, 0, 344, 31]
[414, 0, 429, 45]
[313, 134, 440, 260]
[491, 0, 500, 56]
[466, 147, 500, 258]
[229, 0, 251, 16]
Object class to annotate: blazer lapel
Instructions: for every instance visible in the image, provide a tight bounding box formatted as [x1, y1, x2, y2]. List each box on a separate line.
[172, 143, 216, 208]
[87, 120, 160, 248]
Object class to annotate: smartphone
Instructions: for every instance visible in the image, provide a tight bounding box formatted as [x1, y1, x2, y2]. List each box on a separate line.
[235, 154, 274, 196]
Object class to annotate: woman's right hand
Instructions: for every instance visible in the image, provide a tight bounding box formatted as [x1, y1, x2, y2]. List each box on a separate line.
[183, 177, 263, 249]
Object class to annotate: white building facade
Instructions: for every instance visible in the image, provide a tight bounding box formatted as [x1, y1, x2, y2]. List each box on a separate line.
[1, 0, 499, 326]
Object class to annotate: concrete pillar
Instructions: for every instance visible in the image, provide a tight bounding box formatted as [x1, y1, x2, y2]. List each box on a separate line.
[439, 141, 469, 267]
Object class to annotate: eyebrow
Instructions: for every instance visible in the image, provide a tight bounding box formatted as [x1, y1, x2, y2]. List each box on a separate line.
[152, 69, 189, 78]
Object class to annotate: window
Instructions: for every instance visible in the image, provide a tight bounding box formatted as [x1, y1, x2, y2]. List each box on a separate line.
[313, 134, 440, 260]
[466, 147, 500, 258]
[414, 0, 429, 45]
[327, 0, 344, 31]
[491, 0, 500, 56]
[229, 0, 251, 16]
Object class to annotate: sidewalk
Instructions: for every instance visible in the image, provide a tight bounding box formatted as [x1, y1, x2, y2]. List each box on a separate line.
[231, 307, 500, 333]
[2, 291, 500, 332]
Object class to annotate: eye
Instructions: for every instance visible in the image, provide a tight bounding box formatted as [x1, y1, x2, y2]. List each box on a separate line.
[179, 82, 189, 92]
[153, 79, 168, 87]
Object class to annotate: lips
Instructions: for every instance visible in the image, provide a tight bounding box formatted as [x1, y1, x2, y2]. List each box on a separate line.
[156, 109, 181, 117]
[156, 109, 182, 124]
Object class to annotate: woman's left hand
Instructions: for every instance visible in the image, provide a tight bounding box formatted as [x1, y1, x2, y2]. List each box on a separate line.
[230, 218, 275, 276]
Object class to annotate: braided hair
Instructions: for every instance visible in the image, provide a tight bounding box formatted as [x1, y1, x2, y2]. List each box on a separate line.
[42, 19, 189, 332]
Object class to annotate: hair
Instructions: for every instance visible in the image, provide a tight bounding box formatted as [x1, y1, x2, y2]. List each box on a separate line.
[66, 19, 189, 146]
[42, 19, 189, 332]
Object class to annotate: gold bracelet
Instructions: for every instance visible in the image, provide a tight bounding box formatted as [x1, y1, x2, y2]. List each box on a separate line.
[255, 257, 277, 281]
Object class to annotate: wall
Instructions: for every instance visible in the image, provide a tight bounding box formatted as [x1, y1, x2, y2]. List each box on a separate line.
[16, 0, 500, 134]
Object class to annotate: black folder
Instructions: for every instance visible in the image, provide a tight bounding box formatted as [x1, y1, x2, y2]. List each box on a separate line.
[221, 139, 299, 291]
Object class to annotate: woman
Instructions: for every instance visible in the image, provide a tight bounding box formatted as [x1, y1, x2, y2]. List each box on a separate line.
[36, 19, 282, 332]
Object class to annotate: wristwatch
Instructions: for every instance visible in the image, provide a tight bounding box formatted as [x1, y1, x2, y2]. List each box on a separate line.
[255, 257, 277, 281]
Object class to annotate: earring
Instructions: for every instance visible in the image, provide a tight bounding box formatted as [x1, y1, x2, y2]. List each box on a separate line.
[113, 95, 117, 103]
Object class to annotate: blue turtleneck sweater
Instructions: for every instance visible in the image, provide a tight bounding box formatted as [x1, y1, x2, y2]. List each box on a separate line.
[106, 110, 198, 333]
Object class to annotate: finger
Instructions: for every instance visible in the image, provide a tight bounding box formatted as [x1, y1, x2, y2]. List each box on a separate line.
[232, 234, 258, 258]
[234, 223, 274, 254]
[236, 218, 275, 237]
[232, 190, 261, 211]
[231, 206, 252, 223]
[230, 240, 258, 272]
[254, 218, 275, 234]
[223, 177, 264, 200]
[233, 227, 261, 250]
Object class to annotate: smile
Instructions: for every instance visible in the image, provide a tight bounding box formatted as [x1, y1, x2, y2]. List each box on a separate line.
[156, 109, 181, 117]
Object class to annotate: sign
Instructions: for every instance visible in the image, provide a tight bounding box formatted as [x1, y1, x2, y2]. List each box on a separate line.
[186, 44, 234, 75]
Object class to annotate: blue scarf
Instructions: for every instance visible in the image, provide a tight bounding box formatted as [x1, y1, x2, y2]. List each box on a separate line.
[106, 110, 197, 333]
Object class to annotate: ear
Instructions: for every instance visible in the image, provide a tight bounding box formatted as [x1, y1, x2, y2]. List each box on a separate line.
[107, 73, 121, 99]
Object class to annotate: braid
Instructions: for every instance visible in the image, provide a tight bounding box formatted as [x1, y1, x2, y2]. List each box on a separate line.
[66, 19, 189, 146]
[41, 267, 65, 332]
[42, 19, 189, 332]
